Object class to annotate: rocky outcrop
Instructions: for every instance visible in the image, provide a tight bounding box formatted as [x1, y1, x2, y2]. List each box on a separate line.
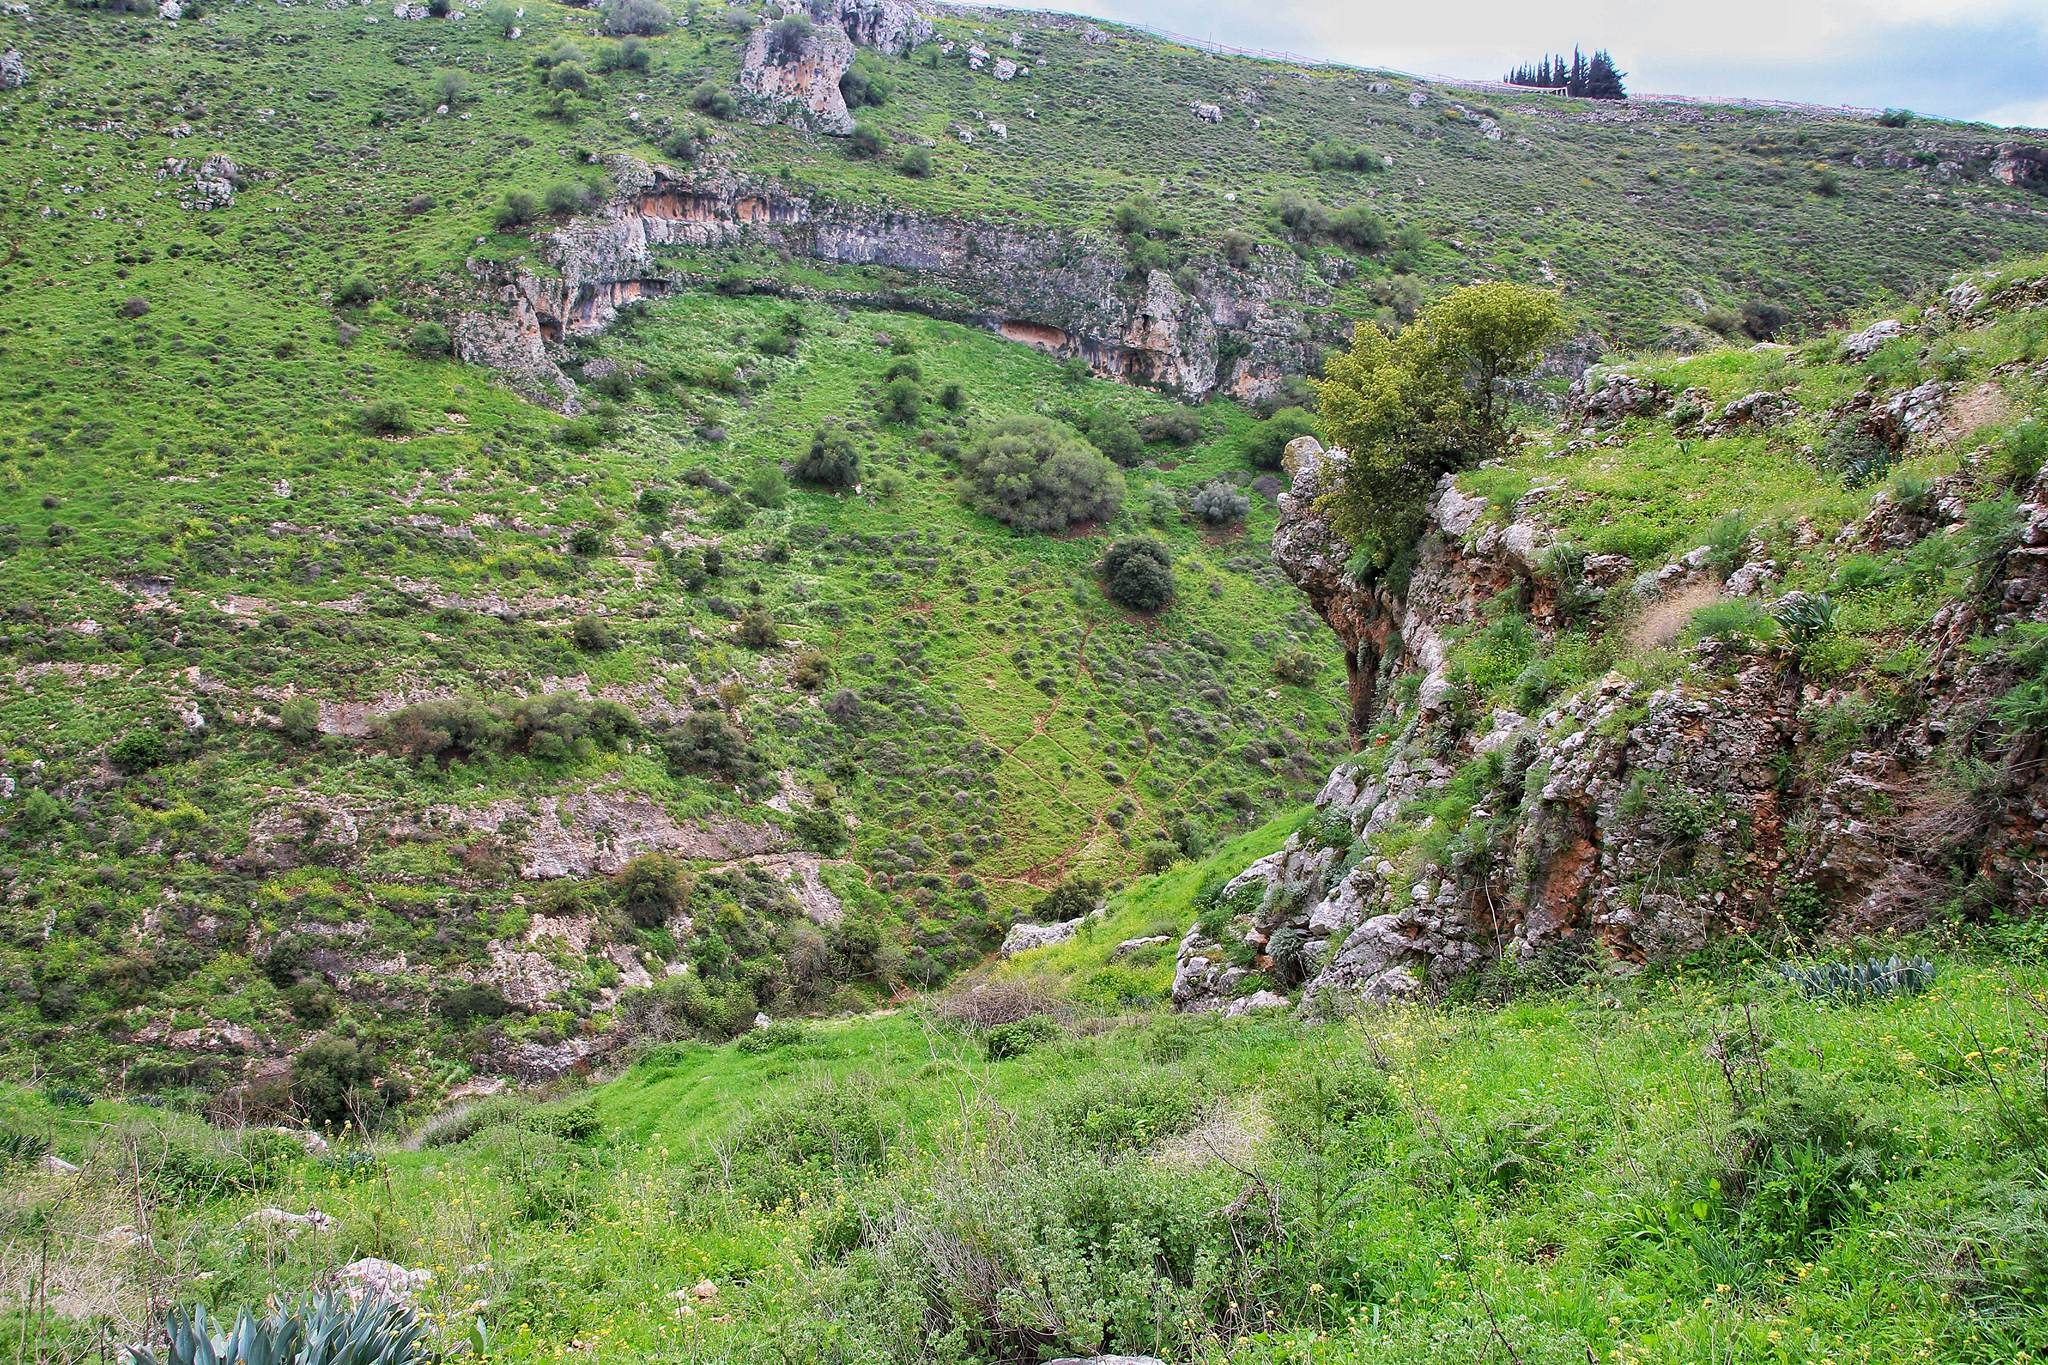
[738, 13, 857, 134]
[1567, 371, 1669, 427]
[154, 153, 241, 210]
[460, 159, 1326, 410]
[1, 48, 25, 89]
[736, 1, 932, 131]
[193, 153, 239, 210]
[1990, 142, 2048, 192]
[1177, 411, 2048, 1015]
[835, 0, 931, 54]
[394, 790, 783, 878]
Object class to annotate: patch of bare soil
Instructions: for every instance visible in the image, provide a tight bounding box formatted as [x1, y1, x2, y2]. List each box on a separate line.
[1628, 576, 1722, 650]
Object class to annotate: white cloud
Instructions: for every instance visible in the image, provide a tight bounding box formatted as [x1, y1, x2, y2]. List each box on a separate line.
[1062, 0, 2047, 120]
[1977, 98, 2048, 130]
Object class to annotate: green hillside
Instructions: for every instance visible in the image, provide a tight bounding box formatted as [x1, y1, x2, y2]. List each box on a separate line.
[3, 0, 2048, 1360]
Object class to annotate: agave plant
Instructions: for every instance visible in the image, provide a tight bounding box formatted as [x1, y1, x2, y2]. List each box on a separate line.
[0, 1129, 52, 1167]
[128, 1294, 429, 1365]
[1769, 590, 1837, 647]
[1778, 954, 1936, 1003]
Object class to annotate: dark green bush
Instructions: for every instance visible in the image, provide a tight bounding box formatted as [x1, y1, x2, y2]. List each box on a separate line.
[494, 189, 541, 231]
[599, 0, 670, 36]
[847, 122, 884, 159]
[110, 728, 169, 773]
[795, 423, 861, 487]
[290, 1036, 383, 1131]
[405, 322, 450, 357]
[690, 82, 736, 119]
[1244, 406, 1316, 469]
[657, 712, 762, 785]
[1083, 407, 1144, 466]
[359, 400, 410, 435]
[1101, 538, 1175, 611]
[984, 1015, 1058, 1060]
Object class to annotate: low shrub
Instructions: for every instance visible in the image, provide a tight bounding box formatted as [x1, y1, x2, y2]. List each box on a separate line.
[133, 1295, 429, 1365]
[1777, 955, 1935, 1002]
[599, 0, 670, 36]
[1190, 480, 1250, 525]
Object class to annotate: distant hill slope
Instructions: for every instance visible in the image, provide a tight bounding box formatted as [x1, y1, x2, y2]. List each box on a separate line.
[0, 0, 2044, 1104]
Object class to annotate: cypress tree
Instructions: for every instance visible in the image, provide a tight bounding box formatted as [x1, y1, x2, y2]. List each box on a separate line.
[1586, 49, 1628, 100]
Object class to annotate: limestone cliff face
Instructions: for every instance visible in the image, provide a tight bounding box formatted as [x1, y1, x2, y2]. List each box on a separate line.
[733, 1, 933, 132]
[457, 158, 1328, 410]
[1175, 433, 2048, 1013]
[738, 12, 859, 134]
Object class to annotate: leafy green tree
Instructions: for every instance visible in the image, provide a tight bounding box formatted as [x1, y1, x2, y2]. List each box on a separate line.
[691, 82, 737, 119]
[879, 375, 923, 424]
[1244, 406, 1316, 470]
[1101, 538, 1175, 611]
[615, 851, 692, 927]
[1083, 407, 1144, 466]
[600, 0, 671, 35]
[960, 416, 1124, 532]
[848, 122, 884, 159]
[110, 728, 168, 773]
[291, 1036, 382, 1131]
[745, 462, 788, 508]
[406, 322, 450, 357]
[1316, 281, 1562, 564]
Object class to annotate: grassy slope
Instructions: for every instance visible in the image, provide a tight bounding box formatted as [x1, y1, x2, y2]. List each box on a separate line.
[7, 933, 2046, 1362]
[1439, 254, 2048, 722]
[2, 151, 2045, 1356]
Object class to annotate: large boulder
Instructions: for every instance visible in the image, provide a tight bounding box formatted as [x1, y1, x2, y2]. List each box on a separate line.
[1566, 370, 1669, 426]
[338, 1259, 432, 1307]
[1, 48, 25, 89]
[999, 917, 1082, 956]
[1840, 318, 1903, 361]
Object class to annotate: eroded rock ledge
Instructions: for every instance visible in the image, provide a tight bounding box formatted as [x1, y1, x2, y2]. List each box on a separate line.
[1178, 419, 2048, 1014]
[456, 158, 1329, 410]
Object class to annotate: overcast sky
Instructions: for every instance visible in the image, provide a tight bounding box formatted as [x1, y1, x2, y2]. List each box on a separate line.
[1010, 0, 2048, 128]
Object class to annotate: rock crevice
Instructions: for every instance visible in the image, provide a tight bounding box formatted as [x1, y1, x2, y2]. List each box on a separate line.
[1177, 426, 2048, 1014]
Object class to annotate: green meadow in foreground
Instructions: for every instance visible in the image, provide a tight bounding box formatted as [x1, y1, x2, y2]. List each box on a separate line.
[6, 889, 2046, 1364]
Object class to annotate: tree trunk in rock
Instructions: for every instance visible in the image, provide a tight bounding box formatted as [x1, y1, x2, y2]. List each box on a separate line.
[1345, 639, 1378, 746]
